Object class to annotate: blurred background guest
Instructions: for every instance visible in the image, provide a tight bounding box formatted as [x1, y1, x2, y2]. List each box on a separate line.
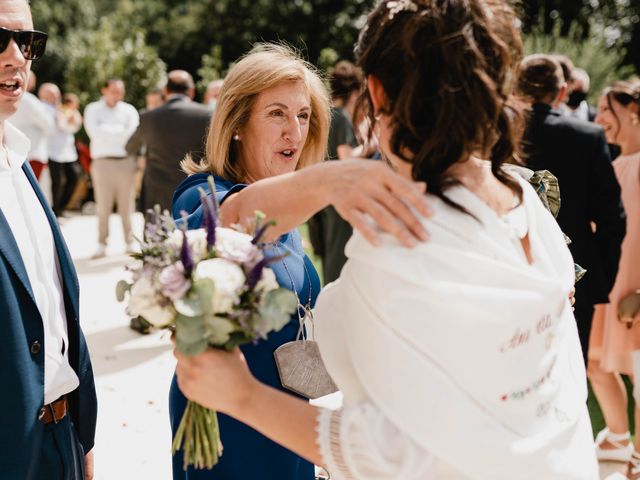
[39, 83, 83, 219]
[203, 79, 224, 110]
[309, 60, 364, 284]
[144, 87, 165, 113]
[12, 72, 53, 181]
[551, 53, 574, 105]
[126, 70, 211, 215]
[84, 79, 139, 258]
[517, 54, 626, 365]
[589, 80, 640, 476]
[565, 67, 597, 122]
[130, 87, 165, 211]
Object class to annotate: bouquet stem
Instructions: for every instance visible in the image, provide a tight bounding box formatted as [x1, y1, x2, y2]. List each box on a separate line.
[172, 400, 223, 470]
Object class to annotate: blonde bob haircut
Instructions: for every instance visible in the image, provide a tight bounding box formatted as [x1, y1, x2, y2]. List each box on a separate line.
[182, 43, 330, 183]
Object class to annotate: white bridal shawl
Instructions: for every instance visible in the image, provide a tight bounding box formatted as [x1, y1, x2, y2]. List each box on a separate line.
[315, 175, 598, 479]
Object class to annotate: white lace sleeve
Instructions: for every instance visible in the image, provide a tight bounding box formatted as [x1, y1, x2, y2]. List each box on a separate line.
[316, 403, 435, 480]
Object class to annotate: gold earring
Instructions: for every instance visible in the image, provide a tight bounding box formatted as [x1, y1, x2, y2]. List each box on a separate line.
[631, 114, 639, 126]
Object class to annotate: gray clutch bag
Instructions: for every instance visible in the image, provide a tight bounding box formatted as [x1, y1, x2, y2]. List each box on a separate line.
[274, 307, 338, 399]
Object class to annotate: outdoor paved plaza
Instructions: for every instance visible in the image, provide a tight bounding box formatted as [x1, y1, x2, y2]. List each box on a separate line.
[63, 212, 174, 479]
[60, 212, 621, 479]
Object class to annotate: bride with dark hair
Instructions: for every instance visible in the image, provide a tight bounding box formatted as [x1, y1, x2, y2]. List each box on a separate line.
[173, 1, 598, 478]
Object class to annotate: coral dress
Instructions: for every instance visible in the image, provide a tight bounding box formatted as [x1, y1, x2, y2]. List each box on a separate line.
[590, 152, 640, 373]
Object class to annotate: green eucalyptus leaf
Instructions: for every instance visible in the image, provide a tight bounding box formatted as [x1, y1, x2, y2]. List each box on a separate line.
[261, 288, 297, 315]
[193, 278, 216, 315]
[176, 337, 208, 357]
[257, 310, 289, 337]
[175, 313, 206, 344]
[222, 332, 253, 351]
[204, 316, 235, 346]
[255, 288, 297, 338]
[115, 280, 131, 302]
[174, 296, 204, 317]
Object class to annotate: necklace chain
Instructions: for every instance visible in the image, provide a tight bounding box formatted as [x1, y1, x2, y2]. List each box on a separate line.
[270, 239, 312, 310]
[270, 238, 315, 341]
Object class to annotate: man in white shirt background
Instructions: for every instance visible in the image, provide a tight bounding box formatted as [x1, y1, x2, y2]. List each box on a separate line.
[83, 79, 139, 258]
[11, 70, 52, 180]
[0, 0, 97, 478]
[39, 82, 83, 218]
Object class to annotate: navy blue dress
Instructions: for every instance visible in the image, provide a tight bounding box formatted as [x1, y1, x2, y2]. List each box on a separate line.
[169, 174, 320, 480]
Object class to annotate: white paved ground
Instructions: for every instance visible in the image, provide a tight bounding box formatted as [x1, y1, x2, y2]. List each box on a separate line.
[62, 213, 175, 479]
[60, 212, 621, 480]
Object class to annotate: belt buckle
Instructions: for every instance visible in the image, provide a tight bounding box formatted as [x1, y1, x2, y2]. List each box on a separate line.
[39, 397, 65, 424]
[49, 402, 61, 424]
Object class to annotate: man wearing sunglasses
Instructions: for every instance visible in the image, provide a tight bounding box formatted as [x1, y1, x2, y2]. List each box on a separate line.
[0, 1, 97, 479]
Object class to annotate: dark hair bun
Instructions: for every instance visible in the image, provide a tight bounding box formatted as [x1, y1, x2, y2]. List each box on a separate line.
[355, 0, 524, 212]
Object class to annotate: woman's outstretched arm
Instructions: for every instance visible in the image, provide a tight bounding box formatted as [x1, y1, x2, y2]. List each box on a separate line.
[219, 159, 432, 247]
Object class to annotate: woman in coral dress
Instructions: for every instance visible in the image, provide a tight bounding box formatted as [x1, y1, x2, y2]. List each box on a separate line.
[589, 79, 640, 480]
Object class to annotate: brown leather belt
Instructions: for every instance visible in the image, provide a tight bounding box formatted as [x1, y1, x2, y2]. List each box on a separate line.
[38, 396, 68, 425]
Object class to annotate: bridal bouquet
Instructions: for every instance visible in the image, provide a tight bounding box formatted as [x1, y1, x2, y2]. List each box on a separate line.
[116, 178, 297, 470]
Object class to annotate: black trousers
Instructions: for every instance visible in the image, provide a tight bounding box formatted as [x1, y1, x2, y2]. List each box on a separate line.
[574, 301, 595, 367]
[49, 160, 79, 217]
[34, 414, 85, 480]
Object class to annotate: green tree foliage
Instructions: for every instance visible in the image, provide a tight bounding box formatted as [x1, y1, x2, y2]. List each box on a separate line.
[317, 48, 340, 72]
[64, 14, 166, 110]
[29, 0, 102, 84]
[119, 0, 372, 75]
[519, 0, 640, 75]
[197, 45, 225, 95]
[30, 0, 374, 105]
[28, 0, 639, 109]
[522, 19, 637, 102]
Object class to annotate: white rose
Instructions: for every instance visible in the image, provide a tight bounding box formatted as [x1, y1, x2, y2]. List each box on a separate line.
[127, 276, 175, 327]
[194, 258, 246, 314]
[168, 228, 208, 261]
[255, 266, 279, 293]
[215, 227, 262, 266]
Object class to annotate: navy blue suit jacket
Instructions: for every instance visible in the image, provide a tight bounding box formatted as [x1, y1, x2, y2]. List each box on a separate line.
[0, 163, 97, 478]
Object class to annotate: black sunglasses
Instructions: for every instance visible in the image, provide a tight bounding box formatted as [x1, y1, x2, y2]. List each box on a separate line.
[0, 27, 48, 61]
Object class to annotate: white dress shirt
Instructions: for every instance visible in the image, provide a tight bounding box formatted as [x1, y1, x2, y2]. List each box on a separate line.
[0, 121, 79, 404]
[569, 101, 591, 122]
[47, 104, 81, 163]
[83, 98, 139, 159]
[10, 92, 54, 163]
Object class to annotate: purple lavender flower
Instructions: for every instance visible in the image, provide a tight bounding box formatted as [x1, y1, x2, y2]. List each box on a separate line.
[198, 187, 216, 249]
[181, 230, 194, 276]
[252, 219, 277, 245]
[246, 253, 287, 290]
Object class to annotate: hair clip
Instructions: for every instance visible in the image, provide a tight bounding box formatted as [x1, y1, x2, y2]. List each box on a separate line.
[387, 0, 419, 20]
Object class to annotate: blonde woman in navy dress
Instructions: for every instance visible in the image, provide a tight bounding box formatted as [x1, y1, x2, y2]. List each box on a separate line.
[170, 44, 432, 479]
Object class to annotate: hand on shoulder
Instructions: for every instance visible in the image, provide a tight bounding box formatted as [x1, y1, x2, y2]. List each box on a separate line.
[326, 160, 433, 247]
